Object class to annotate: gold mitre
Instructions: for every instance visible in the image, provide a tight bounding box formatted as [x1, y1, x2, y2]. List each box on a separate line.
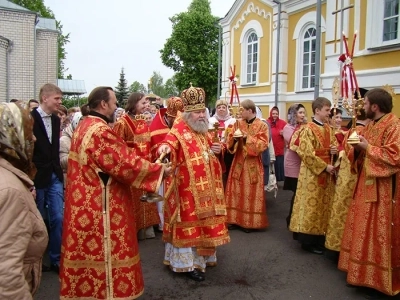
[166, 96, 184, 117]
[181, 83, 206, 112]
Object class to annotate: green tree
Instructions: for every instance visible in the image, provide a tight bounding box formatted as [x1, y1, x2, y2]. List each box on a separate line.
[160, 0, 219, 105]
[11, 0, 71, 79]
[62, 96, 88, 109]
[115, 68, 129, 107]
[56, 21, 71, 79]
[129, 81, 147, 94]
[164, 75, 179, 97]
[149, 71, 167, 98]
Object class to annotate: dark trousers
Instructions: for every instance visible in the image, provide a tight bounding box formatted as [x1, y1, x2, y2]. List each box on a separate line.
[36, 173, 64, 265]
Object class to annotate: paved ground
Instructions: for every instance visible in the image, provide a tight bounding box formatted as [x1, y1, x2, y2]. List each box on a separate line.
[36, 188, 400, 300]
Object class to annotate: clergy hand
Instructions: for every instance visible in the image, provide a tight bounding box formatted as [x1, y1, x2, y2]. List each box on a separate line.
[330, 145, 338, 155]
[353, 136, 368, 151]
[326, 164, 335, 175]
[211, 143, 222, 155]
[158, 145, 171, 155]
[163, 165, 172, 178]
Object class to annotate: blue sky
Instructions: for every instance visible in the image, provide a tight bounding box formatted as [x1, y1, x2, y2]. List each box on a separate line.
[45, 0, 235, 95]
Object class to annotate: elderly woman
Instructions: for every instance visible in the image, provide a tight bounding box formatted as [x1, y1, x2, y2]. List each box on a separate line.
[209, 99, 236, 187]
[208, 99, 236, 143]
[0, 102, 48, 299]
[60, 112, 84, 185]
[115, 107, 125, 120]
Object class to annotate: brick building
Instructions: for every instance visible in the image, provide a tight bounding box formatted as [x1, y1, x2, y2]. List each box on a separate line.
[0, 0, 58, 103]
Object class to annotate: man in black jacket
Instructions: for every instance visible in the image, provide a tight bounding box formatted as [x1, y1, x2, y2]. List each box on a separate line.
[31, 83, 64, 273]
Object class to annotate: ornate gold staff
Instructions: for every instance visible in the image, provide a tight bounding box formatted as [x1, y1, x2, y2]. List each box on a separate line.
[339, 31, 364, 144]
[331, 77, 340, 166]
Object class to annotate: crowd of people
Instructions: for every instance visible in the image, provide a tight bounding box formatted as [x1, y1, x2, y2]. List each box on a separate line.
[0, 82, 399, 299]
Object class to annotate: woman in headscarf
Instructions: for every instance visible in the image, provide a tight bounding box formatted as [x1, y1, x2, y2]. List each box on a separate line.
[267, 106, 287, 182]
[0, 101, 48, 299]
[282, 103, 307, 227]
[60, 111, 84, 185]
[208, 99, 236, 143]
[208, 99, 236, 187]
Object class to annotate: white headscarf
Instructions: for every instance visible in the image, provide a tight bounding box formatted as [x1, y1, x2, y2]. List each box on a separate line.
[71, 112, 83, 131]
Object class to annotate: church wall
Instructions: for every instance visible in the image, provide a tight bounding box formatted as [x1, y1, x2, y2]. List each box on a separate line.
[221, 0, 399, 117]
[287, 5, 324, 93]
[0, 10, 36, 101]
[0, 38, 8, 102]
[231, 1, 273, 96]
[36, 30, 58, 97]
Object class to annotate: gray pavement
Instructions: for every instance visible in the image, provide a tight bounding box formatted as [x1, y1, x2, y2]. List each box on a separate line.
[36, 188, 400, 300]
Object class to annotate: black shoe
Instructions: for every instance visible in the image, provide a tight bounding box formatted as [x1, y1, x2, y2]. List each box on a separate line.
[227, 224, 238, 230]
[187, 269, 205, 282]
[154, 227, 163, 233]
[42, 264, 51, 272]
[51, 264, 60, 274]
[363, 288, 385, 299]
[301, 244, 324, 255]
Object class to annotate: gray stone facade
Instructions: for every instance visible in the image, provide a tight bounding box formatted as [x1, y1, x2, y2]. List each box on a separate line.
[36, 30, 58, 93]
[0, 36, 9, 102]
[0, 0, 58, 103]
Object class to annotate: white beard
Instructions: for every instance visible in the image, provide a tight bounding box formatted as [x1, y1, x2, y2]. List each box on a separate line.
[183, 112, 209, 133]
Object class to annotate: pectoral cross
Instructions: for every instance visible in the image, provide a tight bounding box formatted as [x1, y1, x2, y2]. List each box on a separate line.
[208, 122, 224, 142]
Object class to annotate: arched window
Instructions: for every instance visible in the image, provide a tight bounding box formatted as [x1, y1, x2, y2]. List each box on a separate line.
[301, 27, 317, 89]
[245, 32, 258, 84]
[383, 0, 399, 41]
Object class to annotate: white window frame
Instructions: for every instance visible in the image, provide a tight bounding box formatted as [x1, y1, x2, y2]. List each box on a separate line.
[301, 27, 317, 90]
[239, 20, 263, 86]
[293, 11, 326, 92]
[366, 0, 400, 49]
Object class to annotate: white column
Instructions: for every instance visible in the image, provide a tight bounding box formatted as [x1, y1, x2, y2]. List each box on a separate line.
[221, 25, 232, 99]
[271, 6, 289, 105]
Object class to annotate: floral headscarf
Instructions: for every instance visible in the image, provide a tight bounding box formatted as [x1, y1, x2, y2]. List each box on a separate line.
[287, 103, 307, 126]
[0, 102, 36, 179]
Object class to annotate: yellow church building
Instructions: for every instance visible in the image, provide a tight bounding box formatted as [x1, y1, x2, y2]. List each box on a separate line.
[219, 0, 400, 118]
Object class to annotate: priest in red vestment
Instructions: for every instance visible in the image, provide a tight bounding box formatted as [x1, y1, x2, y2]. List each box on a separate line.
[113, 92, 160, 240]
[60, 87, 169, 300]
[339, 88, 400, 298]
[149, 96, 184, 231]
[225, 99, 269, 232]
[158, 85, 230, 282]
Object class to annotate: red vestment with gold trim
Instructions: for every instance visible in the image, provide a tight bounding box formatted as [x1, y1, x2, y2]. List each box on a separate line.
[60, 116, 164, 299]
[114, 114, 160, 231]
[225, 118, 269, 229]
[339, 113, 400, 296]
[162, 119, 230, 255]
[149, 108, 170, 160]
